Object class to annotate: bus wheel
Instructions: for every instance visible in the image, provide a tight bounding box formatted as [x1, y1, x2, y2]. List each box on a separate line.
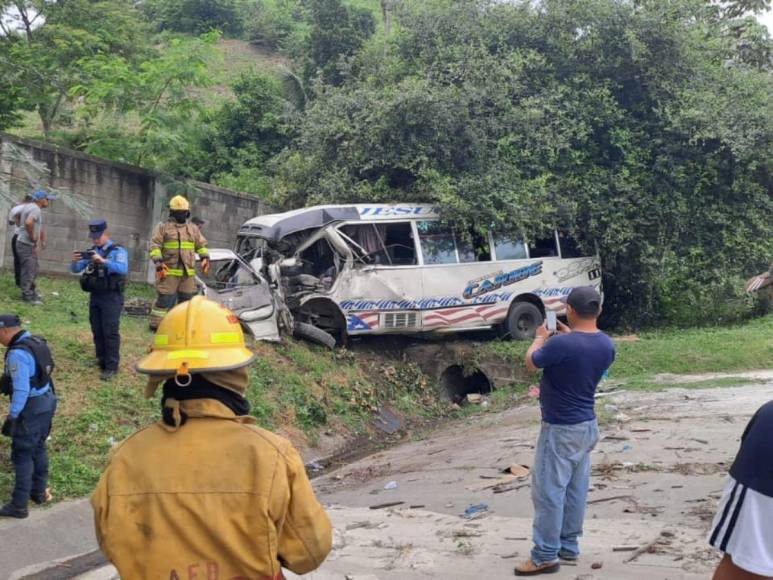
[505, 302, 543, 341]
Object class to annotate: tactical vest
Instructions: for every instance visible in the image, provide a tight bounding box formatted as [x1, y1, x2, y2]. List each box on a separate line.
[80, 244, 127, 293]
[1, 333, 55, 395]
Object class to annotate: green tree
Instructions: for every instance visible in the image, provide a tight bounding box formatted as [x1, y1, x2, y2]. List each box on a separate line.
[141, 0, 244, 36]
[203, 71, 295, 197]
[307, 0, 376, 85]
[67, 33, 219, 174]
[276, 0, 773, 327]
[0, 0, 148, 136]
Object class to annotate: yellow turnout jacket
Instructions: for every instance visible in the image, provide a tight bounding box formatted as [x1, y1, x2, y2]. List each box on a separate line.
[149, 221, 208, 277]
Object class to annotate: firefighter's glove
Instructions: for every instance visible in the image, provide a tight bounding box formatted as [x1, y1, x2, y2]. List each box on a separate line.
[200, 257, 211, 275]
[155, 262, 169, 281]
[1, 416, 15, 438]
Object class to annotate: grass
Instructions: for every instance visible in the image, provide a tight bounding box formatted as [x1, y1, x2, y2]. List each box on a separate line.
[0, 272, 443, 502]
[482, 314, 773, 391]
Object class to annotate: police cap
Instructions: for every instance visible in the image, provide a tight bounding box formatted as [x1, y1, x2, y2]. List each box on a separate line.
[88, 219, 108, 239]
[0, 314, 22, 329]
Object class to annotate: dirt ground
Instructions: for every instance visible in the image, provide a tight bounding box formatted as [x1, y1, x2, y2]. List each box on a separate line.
[296, 379, 772, 580]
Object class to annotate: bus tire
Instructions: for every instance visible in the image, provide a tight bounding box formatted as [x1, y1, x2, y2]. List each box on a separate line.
[505, 302, 543, 341]
[293, 322, 337, 349]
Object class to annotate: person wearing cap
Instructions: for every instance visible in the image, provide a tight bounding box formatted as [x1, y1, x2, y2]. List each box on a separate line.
[514, 286, 615, 577]
[15, 190, 56, 305]
[0, 314, 57, 519]
[70, 220, 129, 381]
[91, 296, 332, 578]
[7, 193, 34, 288]
[148, 195, 210, 331]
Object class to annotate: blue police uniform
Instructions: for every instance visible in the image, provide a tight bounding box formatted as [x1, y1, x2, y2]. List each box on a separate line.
[70, 220, 128, 380]
[1, 320, 57, 517]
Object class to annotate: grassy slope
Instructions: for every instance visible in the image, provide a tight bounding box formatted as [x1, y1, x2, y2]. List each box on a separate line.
[0, 273, 440, 501]
[485, 314, 773, 388]
[12, 38, 286, 140]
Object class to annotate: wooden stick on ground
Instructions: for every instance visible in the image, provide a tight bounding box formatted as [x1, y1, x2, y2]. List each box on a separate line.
[623, 534, 663, 563]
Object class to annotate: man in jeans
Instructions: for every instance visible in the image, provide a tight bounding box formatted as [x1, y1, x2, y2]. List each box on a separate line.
[7, 194, 33, 288]
[514, 286, 615, 576]
[16, 191, 56, 305]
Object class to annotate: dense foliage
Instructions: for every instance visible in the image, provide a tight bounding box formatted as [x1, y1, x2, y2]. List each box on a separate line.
[275, 0, 773, 328]
[1, 0, 771, 328]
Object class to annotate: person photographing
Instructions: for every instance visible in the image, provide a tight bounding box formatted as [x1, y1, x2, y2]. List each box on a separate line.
[70, 220, 129, 381]
[514, 286, 615, 576]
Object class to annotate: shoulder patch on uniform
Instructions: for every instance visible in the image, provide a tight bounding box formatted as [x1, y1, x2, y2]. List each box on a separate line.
[116, 252, 127, 263]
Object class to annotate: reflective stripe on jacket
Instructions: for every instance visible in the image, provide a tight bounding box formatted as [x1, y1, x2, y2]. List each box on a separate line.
[149, 221, 208, 275]
[91, 398, 332, 579]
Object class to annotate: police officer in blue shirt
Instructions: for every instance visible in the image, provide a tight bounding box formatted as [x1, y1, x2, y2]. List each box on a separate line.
[0, 314, 57, 519]
[70, 219, 129, 381]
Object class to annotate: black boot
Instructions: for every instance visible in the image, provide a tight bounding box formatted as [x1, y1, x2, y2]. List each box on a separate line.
[31, 488, 52, 505]
[0, 503, 28, 518]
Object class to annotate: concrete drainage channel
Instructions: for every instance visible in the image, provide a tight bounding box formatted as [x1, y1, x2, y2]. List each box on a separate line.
[439, 364, 493, 403]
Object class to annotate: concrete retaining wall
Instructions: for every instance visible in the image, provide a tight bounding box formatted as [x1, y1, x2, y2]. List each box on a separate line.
[0, 133, 270, 282]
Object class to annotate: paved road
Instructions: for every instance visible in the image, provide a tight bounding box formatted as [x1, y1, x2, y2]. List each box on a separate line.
[6, 379, 771, 579]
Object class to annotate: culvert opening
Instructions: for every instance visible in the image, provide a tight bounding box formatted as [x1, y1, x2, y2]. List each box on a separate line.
[440, 365, 493, 403]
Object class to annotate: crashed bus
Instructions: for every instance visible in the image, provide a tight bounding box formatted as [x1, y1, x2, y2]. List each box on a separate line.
[198, 204, 603, 346]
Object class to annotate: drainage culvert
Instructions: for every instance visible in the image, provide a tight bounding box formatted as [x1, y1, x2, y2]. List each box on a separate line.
[440, 364, 493, 403]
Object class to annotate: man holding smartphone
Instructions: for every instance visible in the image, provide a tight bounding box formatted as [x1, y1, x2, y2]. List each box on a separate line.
[514, 287, 615, 576]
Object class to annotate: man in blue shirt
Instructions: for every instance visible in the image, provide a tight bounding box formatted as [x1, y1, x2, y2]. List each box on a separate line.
[515, 286, 615, 576]
[0, 314, 57, 519]
[70, 219, 129, 381]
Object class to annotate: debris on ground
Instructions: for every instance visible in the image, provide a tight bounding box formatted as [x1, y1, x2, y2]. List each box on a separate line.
[462, 503, 489, 519]
[369, 501, 405, 510]
[466, 393, 483, 404]
[591, 562, 603, 570]
[384, 481, 398, 490]
[502, 464, 530, 477]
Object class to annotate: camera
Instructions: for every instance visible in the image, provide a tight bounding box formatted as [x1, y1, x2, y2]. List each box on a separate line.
[78, 249, 96, 260]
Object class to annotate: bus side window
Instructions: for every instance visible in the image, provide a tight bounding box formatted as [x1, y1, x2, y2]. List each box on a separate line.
[458, 229, 491, 263]
[493, 234, 527, 261]
[558, 230, 584, 258]
[417, 221, 458, 264]
[529, 234, 559, 258]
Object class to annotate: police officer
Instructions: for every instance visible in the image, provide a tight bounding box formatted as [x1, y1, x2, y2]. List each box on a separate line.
[148, 195, 210, 330]
[0, 314, 57, 519]
[70, 220, 129, 381]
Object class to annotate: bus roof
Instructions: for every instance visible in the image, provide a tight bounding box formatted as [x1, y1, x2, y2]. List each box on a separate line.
[239, 203, 440, 242]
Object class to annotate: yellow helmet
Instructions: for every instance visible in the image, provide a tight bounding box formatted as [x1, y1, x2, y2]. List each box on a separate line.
[136, 296, 256, 380]
[169, 195, 190, 211]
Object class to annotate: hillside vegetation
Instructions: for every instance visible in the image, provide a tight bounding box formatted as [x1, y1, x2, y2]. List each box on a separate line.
[1, 0, 771, 329]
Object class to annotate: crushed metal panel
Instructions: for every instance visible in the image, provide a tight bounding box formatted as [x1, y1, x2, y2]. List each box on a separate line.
[239, 206, 361, 242]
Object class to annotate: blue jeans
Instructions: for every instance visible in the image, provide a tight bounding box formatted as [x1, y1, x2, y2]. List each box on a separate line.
[531, 419, 599, 565]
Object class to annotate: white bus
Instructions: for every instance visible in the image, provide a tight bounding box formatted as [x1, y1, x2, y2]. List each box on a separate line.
[201, 204, 602, 344]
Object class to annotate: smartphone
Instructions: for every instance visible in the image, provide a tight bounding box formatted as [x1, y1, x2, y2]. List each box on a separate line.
[546, 311, 557, 333]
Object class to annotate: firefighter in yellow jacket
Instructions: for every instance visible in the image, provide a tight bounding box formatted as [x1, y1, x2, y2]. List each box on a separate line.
[91, 296, 333, 579]
[148, 195, 210, 330]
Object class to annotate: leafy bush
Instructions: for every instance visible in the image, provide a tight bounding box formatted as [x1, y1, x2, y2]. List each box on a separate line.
[142, 0, 244, 36]
[274, 0, 773, 328]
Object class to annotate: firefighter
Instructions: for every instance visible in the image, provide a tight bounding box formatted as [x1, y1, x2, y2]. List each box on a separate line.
[91, 297, 332, 578]
[0, 314, 57, 519]
[148, 195, 210, 330]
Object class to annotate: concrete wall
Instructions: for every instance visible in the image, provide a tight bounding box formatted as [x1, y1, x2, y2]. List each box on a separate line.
[0, 133, 270, 282]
